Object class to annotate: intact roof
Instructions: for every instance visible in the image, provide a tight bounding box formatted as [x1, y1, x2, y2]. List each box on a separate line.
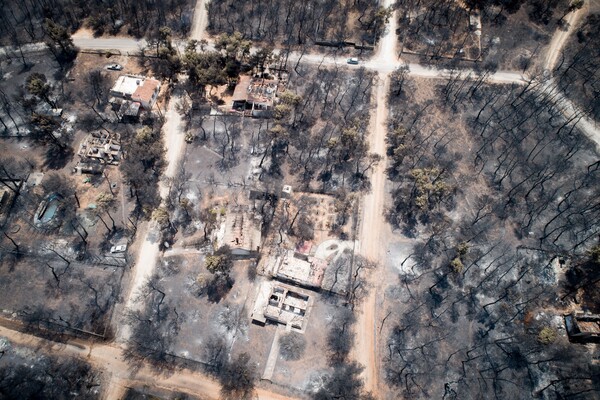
[132, 78, 160, 104]
[232, 76, 252, 101]
[111, 75, 160, 104]
[112, 75, 141, 95]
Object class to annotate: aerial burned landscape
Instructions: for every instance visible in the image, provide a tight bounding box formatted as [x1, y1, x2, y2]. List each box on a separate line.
[0, 0, 599, 399]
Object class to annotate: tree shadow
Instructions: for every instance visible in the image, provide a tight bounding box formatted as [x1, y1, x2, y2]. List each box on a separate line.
[206, 274, 234, 303]
[18, 62, 35, 74]
[44, 145, 73, 170]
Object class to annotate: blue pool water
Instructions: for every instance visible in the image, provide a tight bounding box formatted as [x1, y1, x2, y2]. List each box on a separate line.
[39, 199, 59, 223]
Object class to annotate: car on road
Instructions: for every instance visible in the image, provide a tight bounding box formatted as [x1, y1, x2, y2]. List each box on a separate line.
[347, 57, 359, 65]
[106, 64, 123, 71]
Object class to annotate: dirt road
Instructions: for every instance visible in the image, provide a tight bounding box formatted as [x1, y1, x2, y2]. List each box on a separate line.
[354, 75, 391, 397]
[118, 91, 186, 346]
[353, 0, 397, 395]
[161, 90, 187, 197]
[4, 2, 599, 399]
[544, 6, 585, 71]
[0, 324, 294, 400]
[539, 79, 600, 150]
[190, 0, 210, 41]
[537, 3, 600, 151]
[376, 1, 399, 65]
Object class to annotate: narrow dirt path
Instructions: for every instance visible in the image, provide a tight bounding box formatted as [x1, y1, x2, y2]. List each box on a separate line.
[161, 90, 187, 197]
[375, 1, 399, 64]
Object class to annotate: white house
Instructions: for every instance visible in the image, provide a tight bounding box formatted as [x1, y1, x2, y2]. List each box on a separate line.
[110, 75, 161, 110]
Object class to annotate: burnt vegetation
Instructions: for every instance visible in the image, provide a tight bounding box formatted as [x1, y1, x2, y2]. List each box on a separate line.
[260, 66, 378, 193]
[0, 0, 194, 43]
[313, 306, 374, 400]
[383, 74, 600, 398]
[207, 0, 390, 47]
[120, 125, 166, 218]
[396, 0, 576, 68]
[555, 13, 600, 121]
[0, 348, 99, 399]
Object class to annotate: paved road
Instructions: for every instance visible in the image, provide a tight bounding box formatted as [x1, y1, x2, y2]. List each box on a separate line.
[73, 37, 147, 52]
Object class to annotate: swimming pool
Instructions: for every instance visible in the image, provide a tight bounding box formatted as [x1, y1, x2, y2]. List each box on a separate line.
[39, 198, 60, 223]
[34, 194, 62, 225]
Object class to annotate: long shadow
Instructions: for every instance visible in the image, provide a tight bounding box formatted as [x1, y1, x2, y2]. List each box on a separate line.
[17, 63, 34, 74]
[44, 145, 73, 170]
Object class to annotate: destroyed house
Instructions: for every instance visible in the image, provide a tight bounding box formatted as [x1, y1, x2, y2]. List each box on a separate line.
[113, 99, 141, 121]
[565, 312, 600, 343]
[78, 132, 121, 165]
[251, 281, 312, 332]
[262, 249, 327, 290]
[232, 76, 279, 116]
[221, 210, 262, 257]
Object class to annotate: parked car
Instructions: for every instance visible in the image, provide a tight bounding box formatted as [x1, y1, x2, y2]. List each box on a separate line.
[347, 57, 359, 65]
[107, 64, 123, 71]
[110, 244, 127, 253]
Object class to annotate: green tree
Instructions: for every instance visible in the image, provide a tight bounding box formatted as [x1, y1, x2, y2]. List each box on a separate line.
[183, 50, 227, 92]
[537, 327, 557, 344]
[43, 19, 77, 66]
[450, 257, 464, 274]
[152, 207, 171, 228]
[409, 168, 453, 211]
[29, 113, 65, 149]
[26, 73, 55, 108]
[215, 32, 251, 63]
[205, 246, 232, 274]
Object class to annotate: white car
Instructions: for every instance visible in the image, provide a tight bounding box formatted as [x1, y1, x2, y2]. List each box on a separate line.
[347, 57, 359, 65]
[110, 244, 127, 253]
[107, 64, 123, 71]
